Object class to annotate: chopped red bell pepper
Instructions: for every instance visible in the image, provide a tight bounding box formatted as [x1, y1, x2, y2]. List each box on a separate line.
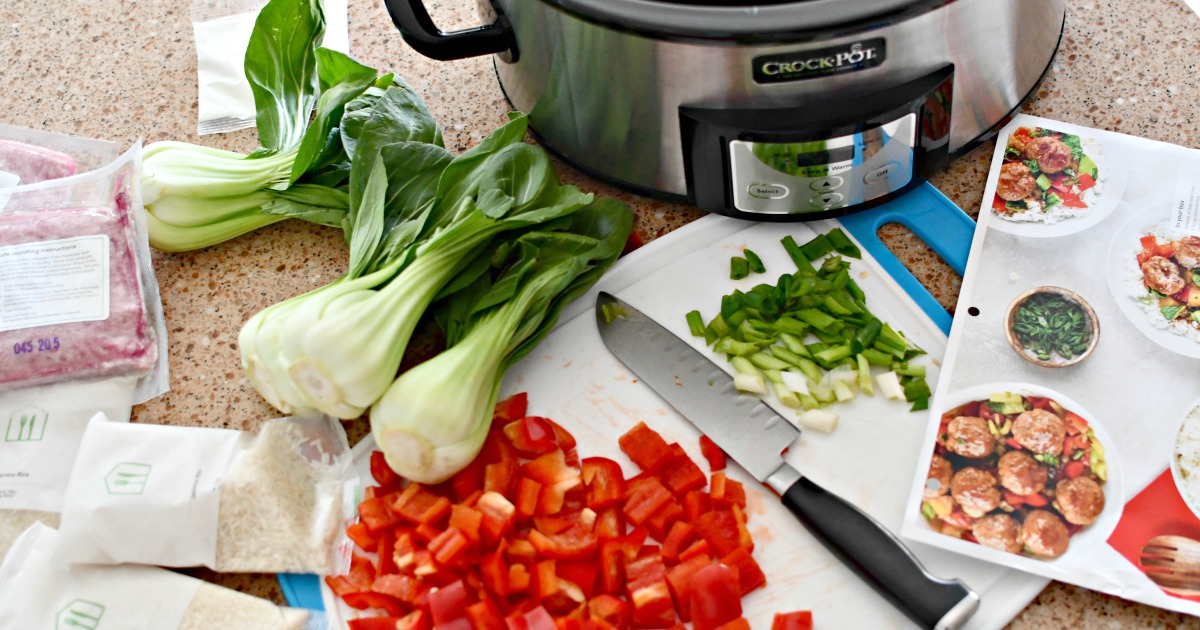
[731, 505, 754, 552]
[343, 591, 409, 616]
[538, 478, 582, 516]
[581, 457, 627, 510]
[721, 547, 766, 595]
[699, 435, 726, 472]
[678, 539, 711, 563]
[535, 559, 560, 601]
[664, 552, 712, 622]
[428, 527, 472, 567]
[482, 546, 509, 598]
[689, 564, 742, 630]
[467, 597, 507, 630]
[449, 504, 484, 542]
[619, 422, 673, 473]
[1063, 459, 1087, 479]
[506, 416, 562, 456]
[376, 528, 399, 576]
[594, 508, 624, 540]
[659, 444, 707, 496]
[392, 485, 452, 526]
[494, 393, 530, 424]
[506, 605, 558, 630]
[450, 456, 487, 503]
[644, 500, 684, 540]
[694, 510, 743, 557]
[710, 472, 746, 509]
[372, 574, 426, 605]
[625, 554, 676, 628]
[588, 594, 631, 629]
[717, 619, 752, 630]
[661, 521, 696, 564]
[684, 491, 712, 520]
[429, 579, 473, 626]
[523, 449, 582, 486]
[359, 494, 401, 532]
[771, 611, 814, 630]
[516, 477, 543, 521]
[509, 563, 532, 594]
[485, 459, 519, 499]
[544, 418, 577, 451]
[371, 450, 402, 490]
[346, 521, 380, 552]
[529, 526, 599, 560]
[623, 476, 673, 525]
[349, 618, 406, 630]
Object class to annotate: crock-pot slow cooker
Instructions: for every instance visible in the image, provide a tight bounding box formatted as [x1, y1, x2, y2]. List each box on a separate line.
[385, 0, 1066, 221]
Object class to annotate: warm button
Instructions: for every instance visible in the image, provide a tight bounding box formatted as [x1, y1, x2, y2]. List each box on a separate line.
[808, 176, 844, 193]
[748, 183, 790, 200]
[810, 192, 845, 208]
[864, 161, 902, 185]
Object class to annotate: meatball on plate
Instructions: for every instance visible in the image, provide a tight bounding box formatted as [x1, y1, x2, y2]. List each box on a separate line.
[988, 124, 1125, 238]
[915, 382, 1122, 566]
[1106, 210, 1200, 359]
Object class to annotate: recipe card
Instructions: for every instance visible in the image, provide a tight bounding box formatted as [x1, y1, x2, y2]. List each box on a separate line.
[900, 114, 1200, 615]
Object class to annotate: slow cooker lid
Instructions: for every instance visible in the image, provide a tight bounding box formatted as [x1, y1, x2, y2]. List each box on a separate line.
[542, 0, 948, 43]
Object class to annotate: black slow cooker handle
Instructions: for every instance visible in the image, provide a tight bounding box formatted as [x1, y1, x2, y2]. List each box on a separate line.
[383, 0, 516, 61]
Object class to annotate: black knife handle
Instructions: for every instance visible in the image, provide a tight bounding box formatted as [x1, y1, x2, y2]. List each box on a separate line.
[781, 475, 979, 629]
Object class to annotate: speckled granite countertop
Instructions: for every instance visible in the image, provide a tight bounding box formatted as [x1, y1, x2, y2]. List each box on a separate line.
[3, 0, 1200, 626]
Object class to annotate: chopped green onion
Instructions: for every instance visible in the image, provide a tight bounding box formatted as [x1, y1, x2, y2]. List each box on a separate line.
[686, 310, 706, 337]
[743, 248, 766, 273]
[730, 256, 749, 280]
[827, 228, 862, 259]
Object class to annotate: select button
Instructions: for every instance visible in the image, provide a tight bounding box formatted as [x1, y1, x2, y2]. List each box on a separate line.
[809, 176, 844, 193]
[748, 183, 790, 200]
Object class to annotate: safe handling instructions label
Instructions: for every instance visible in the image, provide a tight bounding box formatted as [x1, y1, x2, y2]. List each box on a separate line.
[0, 235, 110, 333]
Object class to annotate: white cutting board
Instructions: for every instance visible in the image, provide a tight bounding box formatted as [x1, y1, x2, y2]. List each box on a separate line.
[322, 214, 1048, 629]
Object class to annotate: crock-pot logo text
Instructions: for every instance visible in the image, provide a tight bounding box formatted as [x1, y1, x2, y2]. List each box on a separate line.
[753, 39, 886, 85]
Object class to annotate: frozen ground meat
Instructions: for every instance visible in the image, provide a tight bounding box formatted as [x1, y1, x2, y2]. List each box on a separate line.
[0, 206, 156, 387]
[0, 140, 76, 184]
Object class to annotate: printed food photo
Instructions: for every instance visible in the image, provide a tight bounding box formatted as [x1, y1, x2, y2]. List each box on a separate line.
[919, 384, 1119, 563]
[1004, 286, 1100, 368]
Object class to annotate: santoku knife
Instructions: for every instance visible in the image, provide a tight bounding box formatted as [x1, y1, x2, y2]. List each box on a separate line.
[595, 292, 979, 630]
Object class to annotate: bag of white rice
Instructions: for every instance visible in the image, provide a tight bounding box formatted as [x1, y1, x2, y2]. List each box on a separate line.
[0, 380, 136, 563]
[55, 413, 357, 574]
[0, 522, 321, 630]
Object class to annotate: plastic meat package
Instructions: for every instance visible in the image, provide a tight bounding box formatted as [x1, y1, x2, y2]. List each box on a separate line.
[56, 413, 357, 575]
[0, 131, 168, 401]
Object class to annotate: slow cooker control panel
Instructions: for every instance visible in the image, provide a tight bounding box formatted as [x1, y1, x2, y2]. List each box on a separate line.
[727, 114, 915, 215]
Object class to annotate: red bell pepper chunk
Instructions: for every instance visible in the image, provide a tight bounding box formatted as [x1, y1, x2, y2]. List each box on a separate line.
[523, 449, 582, 486]
[678, 539, 711, 563]
[505, 416, 561, 456]
[467, 597, 507, 630]
[721, 547, 766, 595]
[626, 556, 676, 628]
[664, 552, 712, 622]
[392, 485, 452, 526]
[538, 478, 582, 516]
[588, 594, 631, 629]
[396, 610, 433, 630]
[731, 505, 754, 552]
[485, 459, 519, 499]
[684, 491, 712, 520]
[376, 528, 398, 576]
[661, 521, 696, 564]
[659, 444, 707, 496]
[544, 418, 577, 451]
[535, 559, 560, 601]
[413, 522, 441, 543]
[449, 504, 484, 542]
[689, 564, 742, 630]
[508, 537, 538, 564]
[619, 422, 673, 473]
[392, 531, 416, 572]
[359, 494, 400, 532]
[644, 500, 685, 540]
[622, 231, 645, 256]
[581, 457, 627, 511]
[771, 611, 814, 630]
[506, 606, 558, 630]
[428, 527, 472, 567]
[694, 510, 742, 557]
[348, 553, 377, 590]
[529, 526, 599, 560]
[594, 508, 624, 540]
[1064, 459, 1087, 479]
[372, 574, 425, 604]
[494, 392, 529, 424]
[429, 579, 473, 626]
[508, 564, 532, 594]
[346, 522, 380, 553]
[342, 591, 408, 616]
[516, 477, 543, 521]
[699, 435, 726, 472]
[370, 450, 402, 489]
[557, 558, 600, 600]
[450, 455, 486, 503]
[710, 472, 747, 509]
[348, 618, 405, 630]
[717, 619, 752, 630]
[623, 476, 673, 525]
[482, 544, 510, 598]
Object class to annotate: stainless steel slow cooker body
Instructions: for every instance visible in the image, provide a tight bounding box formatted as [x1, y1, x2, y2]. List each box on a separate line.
[386, 0, 1066, 221]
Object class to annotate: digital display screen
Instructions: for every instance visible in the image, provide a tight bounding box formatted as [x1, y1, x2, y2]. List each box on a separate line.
[750, 142, 857, 175]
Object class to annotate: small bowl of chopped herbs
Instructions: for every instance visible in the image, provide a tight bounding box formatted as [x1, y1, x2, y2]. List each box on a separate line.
[1004, 286, 1100, 368]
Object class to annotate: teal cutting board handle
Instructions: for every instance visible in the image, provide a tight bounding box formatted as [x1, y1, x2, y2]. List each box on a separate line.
[277, 182, 976, 613]
[838, 182, 975, 335]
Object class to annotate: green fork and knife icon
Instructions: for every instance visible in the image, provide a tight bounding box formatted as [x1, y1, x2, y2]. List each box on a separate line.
[56, 599, 105, 630]
[4, 406, 47, 442]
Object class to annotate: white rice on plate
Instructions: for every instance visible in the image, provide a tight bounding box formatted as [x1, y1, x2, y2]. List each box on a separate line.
[1175, 404, 1200, 511]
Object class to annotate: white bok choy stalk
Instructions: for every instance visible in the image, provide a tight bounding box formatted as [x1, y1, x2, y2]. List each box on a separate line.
[371, 199, 634, 483]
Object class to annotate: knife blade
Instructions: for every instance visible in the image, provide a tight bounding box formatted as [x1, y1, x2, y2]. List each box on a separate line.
[595, 292, 979, 630]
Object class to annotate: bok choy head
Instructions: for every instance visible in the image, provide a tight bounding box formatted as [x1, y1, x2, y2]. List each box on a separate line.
[370, 198, 633, 483]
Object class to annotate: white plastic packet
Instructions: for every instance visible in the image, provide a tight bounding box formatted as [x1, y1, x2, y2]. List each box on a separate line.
[192, 0, 350, 135]
[56, 413, 357, 575]
[0, 383, 135, 562]
[0, 523, 319, 630]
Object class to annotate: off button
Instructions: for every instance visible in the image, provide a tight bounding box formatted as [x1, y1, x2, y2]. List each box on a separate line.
[748, 183, 789, 200]
[809, 176, 844, 193]
[865, 161, 903, 185]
